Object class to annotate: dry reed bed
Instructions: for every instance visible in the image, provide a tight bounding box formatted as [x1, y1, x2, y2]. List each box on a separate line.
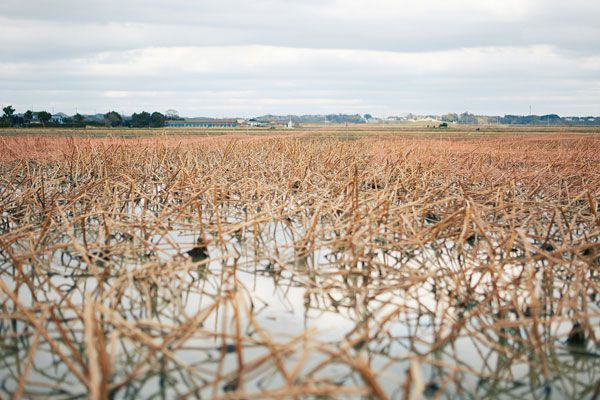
[0, 133, 599, 399]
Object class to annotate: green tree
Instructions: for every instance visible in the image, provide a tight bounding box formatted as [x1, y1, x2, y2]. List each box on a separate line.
[38, 111, 52, 127]
[150, 112, 165, 128]
[104, 111, 123, 127]
[442, 113, 458, 123]
[131, 111, 151, 128]
[2, 105, 15, 127]
[73, 113, 85, 124]
[23, 110, 33, 123]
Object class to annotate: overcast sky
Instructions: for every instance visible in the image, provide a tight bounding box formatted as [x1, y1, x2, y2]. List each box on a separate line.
[1, 0, 599, 117]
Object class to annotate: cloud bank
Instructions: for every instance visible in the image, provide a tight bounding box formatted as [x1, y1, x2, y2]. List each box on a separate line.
[1, 0, 599, 116]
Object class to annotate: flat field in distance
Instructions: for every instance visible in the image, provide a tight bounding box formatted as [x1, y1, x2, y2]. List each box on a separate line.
[1, 126, 599, 399]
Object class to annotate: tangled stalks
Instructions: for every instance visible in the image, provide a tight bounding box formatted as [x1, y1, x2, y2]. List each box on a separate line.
[0, 132, 599, 399]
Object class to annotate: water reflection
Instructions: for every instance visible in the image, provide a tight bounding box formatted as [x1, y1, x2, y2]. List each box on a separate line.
[1, 212, 599, 399]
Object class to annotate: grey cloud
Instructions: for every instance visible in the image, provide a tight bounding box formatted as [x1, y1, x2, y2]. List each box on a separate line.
[2, 0, 600, 60]
[0, 0, 599, 116]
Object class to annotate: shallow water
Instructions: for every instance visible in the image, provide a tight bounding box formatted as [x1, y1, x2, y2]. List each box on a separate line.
[1, 211, 599, 399]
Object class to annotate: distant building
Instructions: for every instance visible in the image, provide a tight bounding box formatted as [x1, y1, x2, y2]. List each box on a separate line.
[51, 113, 68, 124]
[27, 112, 42, 124]
[286, 119, 294, 129]
[165, 118, 238, 128]
[386, 116, 406, 122]
[247, 118, 268, 127]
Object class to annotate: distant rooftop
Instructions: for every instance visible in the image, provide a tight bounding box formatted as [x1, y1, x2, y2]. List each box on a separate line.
[170, 118, 238, 123]
[165, 118, 238, 127]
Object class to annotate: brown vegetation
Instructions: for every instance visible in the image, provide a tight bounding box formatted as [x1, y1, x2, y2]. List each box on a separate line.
[0, 130, 599, 398]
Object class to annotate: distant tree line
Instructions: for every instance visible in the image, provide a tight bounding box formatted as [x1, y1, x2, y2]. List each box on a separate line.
[325, 114, 366, 124]
[129, 111, 166, 128]
[500, 114, 561, 125]
[0, 105, 168, 128]
[441, 112, 600, 126]
[498, 114, 600, 125]
[104, 111, 166, 127]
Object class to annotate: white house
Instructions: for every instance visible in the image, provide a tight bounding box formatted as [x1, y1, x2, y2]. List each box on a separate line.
[248, 118, 268, 127]
[51, 113, 68, 124]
